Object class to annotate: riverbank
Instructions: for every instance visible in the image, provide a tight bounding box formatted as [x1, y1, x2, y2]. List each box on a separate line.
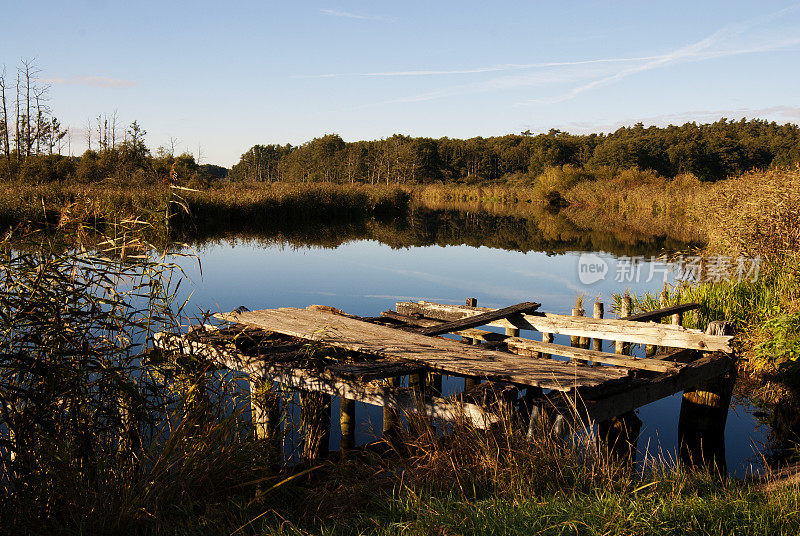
[2, 170, 800, 534]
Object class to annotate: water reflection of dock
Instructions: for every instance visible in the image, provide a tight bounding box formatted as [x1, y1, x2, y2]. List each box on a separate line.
[156, 298, 735, 470]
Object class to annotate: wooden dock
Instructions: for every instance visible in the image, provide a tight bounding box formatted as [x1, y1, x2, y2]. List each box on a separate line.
[155, 297, 736, 469]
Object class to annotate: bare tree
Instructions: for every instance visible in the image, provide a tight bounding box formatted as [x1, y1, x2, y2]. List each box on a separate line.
[111, 110, 118, 149]
[0, 68, 10, 161]
[86, 117, 92, 151]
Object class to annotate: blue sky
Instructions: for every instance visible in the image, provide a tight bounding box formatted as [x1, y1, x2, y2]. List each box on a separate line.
[3, 1, 800, 166]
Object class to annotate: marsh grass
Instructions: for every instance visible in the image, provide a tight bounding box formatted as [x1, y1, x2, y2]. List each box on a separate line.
[243, 405, 800, 536]
[0, 218, 293, 533]
[0, 179, 410, 242]
[2, 170, 800, 533]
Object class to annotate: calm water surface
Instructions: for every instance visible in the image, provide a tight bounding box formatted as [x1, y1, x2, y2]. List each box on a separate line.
[171, 236, 768, 476]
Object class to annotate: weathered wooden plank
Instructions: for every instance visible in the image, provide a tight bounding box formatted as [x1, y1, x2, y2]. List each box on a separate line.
[395, 301, 731, 352]
[219, 307, 629, 390]
[578, 353, 736, 422]
[504, 338, 679, 373]
[622, 302, 701, 322]
[417, 301, 540, 336]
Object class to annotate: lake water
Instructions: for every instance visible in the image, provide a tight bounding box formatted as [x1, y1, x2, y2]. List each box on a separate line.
[171, 219, 769, 477]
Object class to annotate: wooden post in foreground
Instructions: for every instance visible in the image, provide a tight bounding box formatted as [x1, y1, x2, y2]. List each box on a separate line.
[678, 320, 736, 474]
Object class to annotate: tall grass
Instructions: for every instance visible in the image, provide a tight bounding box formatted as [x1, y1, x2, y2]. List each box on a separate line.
[241, 407, 800, 535]
[0, 220, 290, 533]
[0, 179, 410, 240]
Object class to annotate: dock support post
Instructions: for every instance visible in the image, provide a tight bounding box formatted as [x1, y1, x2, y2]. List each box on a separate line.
[463, 298, 480, 390]
[571, 306, 585, 350]
[409, 372, 428, 436]
[250, 378, 282, 465]
[339, 397, 356, 453]
[464, 377, 480, 391]
[383, 376, 400, 443]
[519, 386, 543, 427]
[615, 293, 632, 355]
[300, 390, 331, 462]
[541, 332, 553, 359]
[428, 371, 443, 397]
[463, 297, 479, 345]
[505, 327, 520, 338]
[592, 301, 604, 354]
[678, 320, 735, 473]
[600, 294, 639, 460]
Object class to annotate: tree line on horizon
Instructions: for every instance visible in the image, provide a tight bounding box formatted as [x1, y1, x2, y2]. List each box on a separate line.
[229, 119, 800, 185]
[3, 61, 800, 186]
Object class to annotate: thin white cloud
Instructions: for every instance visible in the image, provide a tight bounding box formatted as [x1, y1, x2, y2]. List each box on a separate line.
[44, 75, 136, 88]
[333, 3, 800, 109]
[305, 56, 661, 79]
[320, 8, 384, 21]
[522, 4, 800, 105]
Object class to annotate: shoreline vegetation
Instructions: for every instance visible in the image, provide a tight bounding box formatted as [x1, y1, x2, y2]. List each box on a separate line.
[3, 115, 800, 532]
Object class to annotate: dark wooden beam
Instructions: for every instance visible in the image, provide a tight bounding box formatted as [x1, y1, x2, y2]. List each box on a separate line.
[417, 301, 541, 336]
[622, 303, 700, 323]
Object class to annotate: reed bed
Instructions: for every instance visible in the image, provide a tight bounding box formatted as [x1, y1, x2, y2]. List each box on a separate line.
[0, 179, 410, 239]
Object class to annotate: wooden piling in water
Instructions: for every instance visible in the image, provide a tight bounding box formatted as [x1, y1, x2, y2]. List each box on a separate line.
[615, 294, 632, 355]
[409, 371, 428, 435]
[571, 306, 584, 349]
[250, 378, 282, 465]
[464, 376, 480, 391]
[383, 376, 400, 442]
[592, 301, 604, 354]
[678, 320, 736, 473]
[506, 327, 520, 338]
[339, 397, 356, 452]
[462, 299, 481, 389]
[541, 332, 554, 359]
[463, 297, 478, 345]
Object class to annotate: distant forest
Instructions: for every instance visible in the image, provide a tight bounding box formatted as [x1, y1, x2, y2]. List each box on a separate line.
[229, 120, 800, 184]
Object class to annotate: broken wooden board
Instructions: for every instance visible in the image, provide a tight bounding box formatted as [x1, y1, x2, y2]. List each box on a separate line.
[504, 338, 680, 373]
[381, 311, 508, 342]
[418, 301, 540, 336]
[395, 301, 732, 353]
[218, 307, 629, 391]
[576, 353, 736, 422]
[622, 303, 700, 322]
